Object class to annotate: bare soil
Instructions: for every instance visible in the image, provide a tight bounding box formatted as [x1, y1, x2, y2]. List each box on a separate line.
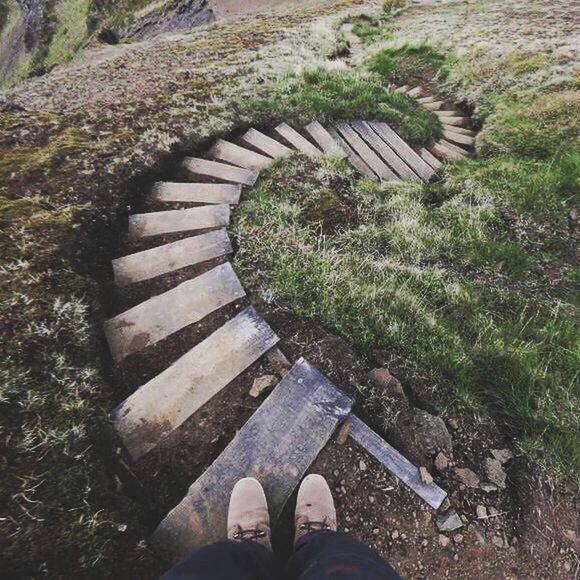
[211, 0, 331, 17]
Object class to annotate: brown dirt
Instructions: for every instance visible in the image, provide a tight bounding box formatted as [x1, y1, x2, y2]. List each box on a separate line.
[211, 0, 333, 17]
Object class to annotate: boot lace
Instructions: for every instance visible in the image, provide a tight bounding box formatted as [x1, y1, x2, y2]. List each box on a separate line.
[232, 526, 266, 542]
[298, 519, 332, 533]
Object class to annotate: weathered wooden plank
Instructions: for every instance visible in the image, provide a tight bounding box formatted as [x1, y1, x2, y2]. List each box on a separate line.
[335, 122, 398, 181]
[351, 120, 420, 182]
[348, 414, 447, 510]
[441, 125, 476, 137]
[406, 86, 424, 98]
[369, 121, 435, 182]
[275, 122, 320, 156]
[209, 139, 272, 170]
[327, 127, 378, 181]
[109, 306, 279, 460]
[417, 96, 436, 104]
[112, 230, 232, 287]
[394, 85, 409, 93]
[435, 115, 467, 126]
[305, 121, 347, 158]
[434, 109, 461, 118]
[442, 130, 476, 147]
[421, 100, 445, 111]
[128, 205, 230, 239]
[439, 138, 470, 157]
[183, 158, 259, 185]
[150, 358, 352, 562]
[104, 263, 245, 362]
[430, 140, 464, 161]
[151, 182, 242, 205]
[419, 147, 443, 170]
[242, 128, 293, 158]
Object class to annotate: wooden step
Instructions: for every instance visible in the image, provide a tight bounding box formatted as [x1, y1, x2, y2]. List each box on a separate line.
[151, 182, 242, 205]
[394, 85, 409, 93]
[183, 158, 259, 185]
[328, 127, 378, 181]
[406, 86, 424, 98]
[417, 96, 436, 104]
[435, 115, 467, 127]
[242, 128, 293, 158]
[434, 110, 463, 118]
[274, 122, 320, 156]
[430, 140, 464, 161]
[128, 205, 229, 239]
[150, 358, 352, 562]
[109, 306, 279, 460]
[335, 122, 398, 182]
[113, 230, 232, 287]
[104, 263, 245, 362]
[419, 147, 443, 170]
[304, 121, 347, 158]
[209, 139, 272, 170]
[348, 415, 447, 510]
[369, 122, 435, 182]
[351, 120, 421, 182]
[421, 100, 445, 111]
[439, 138, 470, 157]
[442, 129, 475, 147]
[441, 125, 476, 136]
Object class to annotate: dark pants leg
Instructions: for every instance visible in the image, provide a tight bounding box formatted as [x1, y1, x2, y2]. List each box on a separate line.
[160, 540, 273, 580]
[285, 531, 401, 580]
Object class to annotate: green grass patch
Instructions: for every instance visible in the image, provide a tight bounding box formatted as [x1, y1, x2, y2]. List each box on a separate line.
[366, 44, 446, 85]
[233, 155, 580, 480]
[237, 67, 441, 145]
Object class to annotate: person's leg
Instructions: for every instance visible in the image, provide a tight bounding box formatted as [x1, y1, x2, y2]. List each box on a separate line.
[161, 539, 273, 580]
[285, 474, 401, 580]
[161, 477, 274, 580]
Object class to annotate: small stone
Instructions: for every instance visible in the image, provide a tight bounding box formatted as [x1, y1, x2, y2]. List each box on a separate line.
[439, 498, 451, 512]
[369, 496, 375, 503]
[480, 482, 498, 493]
[454, 467, 480, 488]
[488, 506, 499, 517]
[392, 530, 399, 539]
[249, 375, 277, 398]
[564, 562, 572, 573]
[468, 523, 486, 544]
[368, 368, 405, 397]
[476, 505, 487, 519]
[335, 421, 351, 445]
[447, 418, 460, 430]
[373, 528, 380, 535]
[116, 523, 128, 532]
[421, 539, 428, 547]
[359, 460, 367, 471]
[436, 509, 463, 532]
[491, 449, 514, 464]
[434, 452, 449, 472]
[492, 536, 504, 548]
[419, 466, 434, 485]
[439, 534, 450, 547]
[454, 533, 463, 544]
[484, 458, 507, 489]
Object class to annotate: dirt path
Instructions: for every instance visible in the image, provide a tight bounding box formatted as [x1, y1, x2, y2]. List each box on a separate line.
[211, 0, 331, 17]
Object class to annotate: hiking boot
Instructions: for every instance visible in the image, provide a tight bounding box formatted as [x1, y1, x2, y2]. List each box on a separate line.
[295, 474, 337, 544]
[227, 477, 271, 549]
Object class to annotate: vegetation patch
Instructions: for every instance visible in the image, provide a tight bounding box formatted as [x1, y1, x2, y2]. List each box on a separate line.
[237, 67, 440, 145]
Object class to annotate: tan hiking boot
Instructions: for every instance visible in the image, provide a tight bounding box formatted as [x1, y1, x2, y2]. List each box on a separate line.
[295, 474, 337, 544]
[227, 477, 271, 550]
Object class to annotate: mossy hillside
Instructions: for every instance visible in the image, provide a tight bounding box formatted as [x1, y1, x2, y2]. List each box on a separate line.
[0, 1, 368, 575]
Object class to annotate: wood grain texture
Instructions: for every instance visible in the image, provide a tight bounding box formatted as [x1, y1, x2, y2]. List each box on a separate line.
[419, 147, 443, 170]
[150, 358, 352, 563]
[351, 120, 420, 182]
[305, 121, 347, 157]
[430, 140, 464, 161]
[242, 128, 293, 158]
[369, 122, 434, 182]
[105, 263, 245, 362]
[209, 139, 272, 170]
[442, 130, 475, 146]
[275, 122, 320, 156]
[335, 122, 398, 181]
[348, 414, 447, 509]
[112, 230, 232, 287]
[328, 127, 378, 181]
[109, 306, 279, 460]
[151, 182, 242, 205]
[128, 205, 230, 238]
[183, 157, 259, 185]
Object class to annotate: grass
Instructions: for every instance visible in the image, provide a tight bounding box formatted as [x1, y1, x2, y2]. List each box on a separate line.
[0, 0, 8, 33]
[236, 67, 441, 145]
[233, 154, 580, 480]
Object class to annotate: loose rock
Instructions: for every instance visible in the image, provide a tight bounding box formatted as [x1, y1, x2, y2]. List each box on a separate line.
[491, 448, 513, 464]
[492, 536, 504, 548]
[454, 467, 480, 488]
[476, 505, 487, 519]
[359, 460, 367, 471]
[368, 368, 405, 397]
[335, 421, 351, 445]
[484, 458, 507, 489]
[468, 523, 486, 544]
[454, 533, 463, 544]
[436, 509, 463, 532]
[434, 451, 449, 472]
[419, 466, 434, 485]
[249, 374, 277, 398]
[447, 418, 460, 430]
[439, 534, 450, 547]
[480, 482, 498, 493]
